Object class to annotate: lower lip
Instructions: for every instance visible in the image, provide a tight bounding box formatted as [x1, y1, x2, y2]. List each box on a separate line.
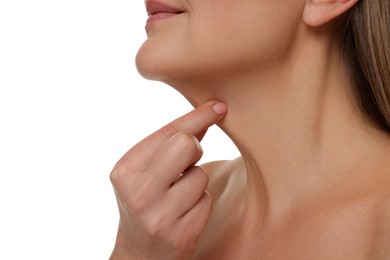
[146, 12, 182, 25]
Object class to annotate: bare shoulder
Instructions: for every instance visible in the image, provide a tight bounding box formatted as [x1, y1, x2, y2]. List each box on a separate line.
[371, 193, 390, 259]
[372, 150, 390, 259]
[201, 157, 244, 200]
[374, 151, 390, 259]
[192, 158, 246, 259]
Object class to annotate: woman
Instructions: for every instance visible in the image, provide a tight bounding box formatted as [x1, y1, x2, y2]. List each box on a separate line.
[110, 0, 390, 259]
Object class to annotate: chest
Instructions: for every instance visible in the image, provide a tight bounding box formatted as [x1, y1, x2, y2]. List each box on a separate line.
[193, 204, 379, 260]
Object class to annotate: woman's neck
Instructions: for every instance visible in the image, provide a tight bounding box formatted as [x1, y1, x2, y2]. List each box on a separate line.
[165, 30, 389, 221]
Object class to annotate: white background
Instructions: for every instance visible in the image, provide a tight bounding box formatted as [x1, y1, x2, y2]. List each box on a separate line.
[0, 1, 239, 259]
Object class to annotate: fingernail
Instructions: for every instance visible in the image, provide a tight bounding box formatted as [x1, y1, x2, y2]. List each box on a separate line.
[192, 135, 203, 153]
[212, 102, 228, 115]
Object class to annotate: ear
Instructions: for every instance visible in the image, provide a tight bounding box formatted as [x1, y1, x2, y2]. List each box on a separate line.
[303, 0, 359, 27]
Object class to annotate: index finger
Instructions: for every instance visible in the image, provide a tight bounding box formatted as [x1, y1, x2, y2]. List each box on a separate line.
[115, 101, 228, 171]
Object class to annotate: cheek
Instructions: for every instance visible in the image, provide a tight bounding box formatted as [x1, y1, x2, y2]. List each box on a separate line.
[188, 1, 303, 69]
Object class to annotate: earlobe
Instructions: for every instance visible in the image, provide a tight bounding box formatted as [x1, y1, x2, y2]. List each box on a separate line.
[302, 0, 359, 27]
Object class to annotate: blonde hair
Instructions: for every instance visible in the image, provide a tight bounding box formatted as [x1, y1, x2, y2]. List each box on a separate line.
[343, 0, 390, 133]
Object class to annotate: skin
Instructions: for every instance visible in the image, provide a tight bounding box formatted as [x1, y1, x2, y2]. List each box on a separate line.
[111, 0, 390, 259]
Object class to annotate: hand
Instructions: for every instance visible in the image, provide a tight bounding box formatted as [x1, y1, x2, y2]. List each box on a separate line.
[109, 101, 228, 260]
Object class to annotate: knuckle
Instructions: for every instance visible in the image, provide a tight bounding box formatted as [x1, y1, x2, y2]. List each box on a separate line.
[126, 186, 150, 214]
[173, 133, 198, 153]
[160, 124, 180, 139]
[169, 232, 198, 253]
[109, 164, 129, 186]
[145, 215, 166, 237]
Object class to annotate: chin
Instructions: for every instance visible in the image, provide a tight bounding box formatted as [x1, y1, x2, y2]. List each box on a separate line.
[137, 50, 230, 89]
[135, 46, 166, 81]
[135, 35, 228, 83]
[136, 45, 216, 102]
[135, 33, 191, 82]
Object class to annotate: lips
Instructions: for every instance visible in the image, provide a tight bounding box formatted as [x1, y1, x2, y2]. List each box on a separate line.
[145, 0, 184, 24]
